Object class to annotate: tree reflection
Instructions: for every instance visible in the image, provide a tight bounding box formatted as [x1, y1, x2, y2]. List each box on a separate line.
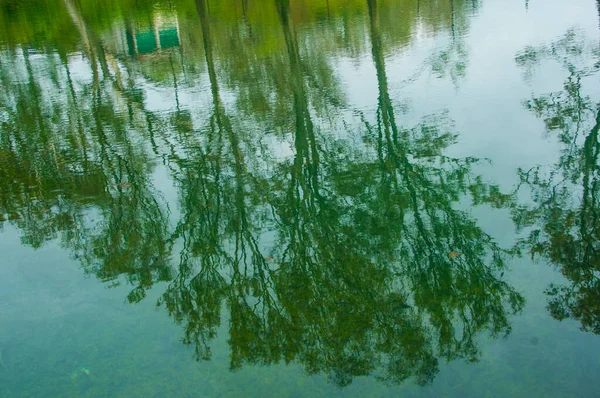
[152, 0, 523, 387]
[514, 31, 600, 334]
[0, 1, 172, 302]
[0, 0, 524, 388]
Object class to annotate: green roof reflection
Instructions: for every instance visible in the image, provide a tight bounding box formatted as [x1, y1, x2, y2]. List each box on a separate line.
[124, 15, 180, 56]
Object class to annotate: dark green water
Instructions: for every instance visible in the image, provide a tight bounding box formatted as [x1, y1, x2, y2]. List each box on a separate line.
[1, 0, 600, 396]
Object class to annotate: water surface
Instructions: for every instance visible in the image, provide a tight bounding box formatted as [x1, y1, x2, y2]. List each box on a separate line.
[1, 0, 600, 396]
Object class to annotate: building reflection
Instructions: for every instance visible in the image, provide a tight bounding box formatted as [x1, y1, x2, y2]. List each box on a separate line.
[105, 13, 180, 56]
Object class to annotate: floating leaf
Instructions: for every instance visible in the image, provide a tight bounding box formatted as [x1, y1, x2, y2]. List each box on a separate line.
[113, 182, 132, 189]
[449, 251, 462, 259]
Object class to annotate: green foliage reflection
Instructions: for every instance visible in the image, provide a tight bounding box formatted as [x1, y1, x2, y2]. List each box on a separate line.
[0, 0, 523, 387]
[514, 29, 600, 334]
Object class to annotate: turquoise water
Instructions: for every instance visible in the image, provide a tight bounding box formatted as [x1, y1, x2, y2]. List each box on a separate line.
[1, 0, 600, 396]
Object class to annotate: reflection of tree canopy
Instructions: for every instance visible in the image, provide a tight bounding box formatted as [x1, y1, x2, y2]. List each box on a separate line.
[157, 0, 522, 387]
[514, 30, 600, 334]
[0, 4, 172, 301]
[0, 0, 523, 388]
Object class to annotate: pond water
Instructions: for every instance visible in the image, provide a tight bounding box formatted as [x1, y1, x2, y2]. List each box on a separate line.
[1, 0, 600, 396]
